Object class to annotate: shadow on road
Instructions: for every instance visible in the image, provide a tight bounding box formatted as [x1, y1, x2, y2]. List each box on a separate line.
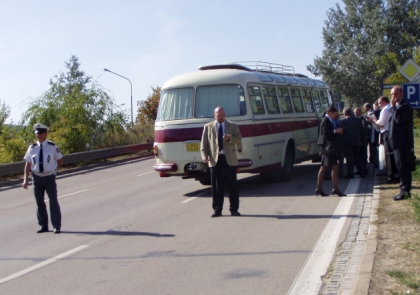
[62, 231, 175, 237]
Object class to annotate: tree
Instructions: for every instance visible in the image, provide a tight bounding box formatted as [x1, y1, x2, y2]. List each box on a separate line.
[0, 99, 11, 135]
[21, 56, 128, 153]
[136, 86, 160, 124]
[308, 0, 420, 106]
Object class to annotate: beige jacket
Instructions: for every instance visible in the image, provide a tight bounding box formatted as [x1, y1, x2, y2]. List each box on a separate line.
[200, 120, 242, 167]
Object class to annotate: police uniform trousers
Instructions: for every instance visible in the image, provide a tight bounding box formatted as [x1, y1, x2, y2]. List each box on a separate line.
[210, 154, 239, 213]
[32, 174, 61, 229]
[393, 148, 412, 193]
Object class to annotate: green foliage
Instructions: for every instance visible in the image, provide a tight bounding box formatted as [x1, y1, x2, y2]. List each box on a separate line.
[0, 125, 27, 164]
[137, 86, 160, 124]
[308, 0, 420, 106]
[21, 56, 128, 154]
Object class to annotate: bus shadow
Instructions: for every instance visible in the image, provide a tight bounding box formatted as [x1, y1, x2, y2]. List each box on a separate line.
[183, 163, 321, 198]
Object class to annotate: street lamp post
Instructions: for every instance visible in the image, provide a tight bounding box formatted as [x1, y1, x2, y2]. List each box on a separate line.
[104, 68, 134, 127]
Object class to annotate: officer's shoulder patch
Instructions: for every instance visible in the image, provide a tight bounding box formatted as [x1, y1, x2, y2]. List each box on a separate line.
[47, 141, 56, 146]
[31, 143, 37, 147]
[56, 147, 61, 153]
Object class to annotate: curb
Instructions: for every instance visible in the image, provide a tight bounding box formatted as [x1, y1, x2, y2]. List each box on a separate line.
[321, 165, 379, 294]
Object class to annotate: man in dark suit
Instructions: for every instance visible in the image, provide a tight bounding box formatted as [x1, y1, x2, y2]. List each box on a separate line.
[354, 106, 368, 175]
[388, 86, 414, 200]
[339, 107, 365, 178]
[363, 103, 379, 167]
[201, 106, 242, 217]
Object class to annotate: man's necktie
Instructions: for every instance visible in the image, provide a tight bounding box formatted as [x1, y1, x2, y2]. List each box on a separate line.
[39, 143, 44, 172]
[218, 124, 223, 151]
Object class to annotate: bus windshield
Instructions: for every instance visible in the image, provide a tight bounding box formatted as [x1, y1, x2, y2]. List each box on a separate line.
[195, 84, 245, 118]
[156, 88, 194, 121]
[157, 84, 245, 121]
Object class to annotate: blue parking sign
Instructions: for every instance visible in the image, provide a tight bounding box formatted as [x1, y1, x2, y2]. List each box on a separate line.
[403, 84, 420, 108]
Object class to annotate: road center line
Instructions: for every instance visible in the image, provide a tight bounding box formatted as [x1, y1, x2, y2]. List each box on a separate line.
[287, 178, 360, 295]
[0, 245, 89, 285]
[137, 171, 155, 177]
[45, 189, 89, 202]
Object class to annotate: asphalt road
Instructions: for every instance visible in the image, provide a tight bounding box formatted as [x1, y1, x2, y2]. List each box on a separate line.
[0, 158, 356, 295]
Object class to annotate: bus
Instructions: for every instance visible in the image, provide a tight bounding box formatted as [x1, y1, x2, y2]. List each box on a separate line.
[153, 61, 333, 184]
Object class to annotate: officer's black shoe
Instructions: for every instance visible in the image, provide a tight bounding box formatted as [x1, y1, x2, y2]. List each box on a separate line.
[37, 227, 49, 233]
[54, 228, 61, 234]
[211, 212, 222, 218]
[230, 211, 241, 216]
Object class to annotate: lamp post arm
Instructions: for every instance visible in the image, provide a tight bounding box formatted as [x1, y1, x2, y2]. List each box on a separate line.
[104, 68, 134, 127]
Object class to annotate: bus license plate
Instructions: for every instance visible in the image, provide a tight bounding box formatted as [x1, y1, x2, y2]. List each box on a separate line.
[186, 143, 200, 152]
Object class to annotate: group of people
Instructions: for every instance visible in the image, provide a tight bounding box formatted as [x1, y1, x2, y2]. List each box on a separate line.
[22, 86, 413, 230]
[317, 85, 414, 201]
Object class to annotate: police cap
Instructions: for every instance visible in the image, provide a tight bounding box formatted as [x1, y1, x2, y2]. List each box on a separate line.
[33, 123, 50, 134]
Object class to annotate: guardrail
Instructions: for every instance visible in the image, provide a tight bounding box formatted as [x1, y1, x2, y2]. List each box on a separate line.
[0, 143, 153, 177]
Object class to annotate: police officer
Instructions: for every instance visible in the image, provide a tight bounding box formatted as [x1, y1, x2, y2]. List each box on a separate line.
[22, 123, 63, 234]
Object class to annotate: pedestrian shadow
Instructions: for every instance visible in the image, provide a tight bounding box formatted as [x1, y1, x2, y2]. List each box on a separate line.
[62, 231, 175, 237]
[238, 214, 360, 220]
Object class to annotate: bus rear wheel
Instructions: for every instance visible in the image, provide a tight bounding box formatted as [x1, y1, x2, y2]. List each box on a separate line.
[260, 145, 294, 181]
[278, 146, 293, 181]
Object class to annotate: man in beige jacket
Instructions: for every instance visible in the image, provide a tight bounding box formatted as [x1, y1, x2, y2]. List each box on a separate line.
[201, 106, 242, 217]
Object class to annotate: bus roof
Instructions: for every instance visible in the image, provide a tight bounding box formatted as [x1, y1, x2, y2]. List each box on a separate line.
[162, 62, 328, 89]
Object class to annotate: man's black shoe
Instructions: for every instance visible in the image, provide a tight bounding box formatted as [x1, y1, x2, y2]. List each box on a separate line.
[211, 212, 222, 218]
[37, 227, 49, 233]
[355, 171, 361, 175]
[393, 193, 411, 201]
[54, 228, 61, 234]
[230, 211, 241, 216]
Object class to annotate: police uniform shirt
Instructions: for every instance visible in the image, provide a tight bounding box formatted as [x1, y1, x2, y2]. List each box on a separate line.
[23, 140, 63, 173]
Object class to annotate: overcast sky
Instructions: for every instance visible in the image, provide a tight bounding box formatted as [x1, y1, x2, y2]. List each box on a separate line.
[1, 0, 343, 124]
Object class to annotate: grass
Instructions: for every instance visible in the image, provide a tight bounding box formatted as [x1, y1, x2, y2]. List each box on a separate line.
[369, 135, 420, 294]
[387, 270, 420, 290]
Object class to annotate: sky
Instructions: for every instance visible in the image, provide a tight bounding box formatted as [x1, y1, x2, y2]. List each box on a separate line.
[1, 0, 343, 124]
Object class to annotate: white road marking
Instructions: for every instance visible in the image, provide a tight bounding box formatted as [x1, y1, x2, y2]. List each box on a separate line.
[0, 245, 89, 284]
[45, 189, 89, 202]
[137, 171, 155, 177]
[181, 197, 197, 203]
[287, 178, 360, 295]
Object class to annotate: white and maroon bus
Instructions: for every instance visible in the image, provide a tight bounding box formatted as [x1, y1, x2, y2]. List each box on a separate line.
[153, 61, 333, 184]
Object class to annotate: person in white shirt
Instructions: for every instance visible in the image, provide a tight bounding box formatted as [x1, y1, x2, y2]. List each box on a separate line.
[367, 96, 398, 183]
[22, 123, 63, 234]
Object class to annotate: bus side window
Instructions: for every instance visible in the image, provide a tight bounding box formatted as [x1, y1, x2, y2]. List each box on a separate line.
[290, 88, 304, 113]
[301, 88, 315, 113]
[248, 86, 265, 114]
[262, 86, 280, 114]
[276, 87, 293, 114]
[312, 89, 323, 114]
[319, 90, 330, 112]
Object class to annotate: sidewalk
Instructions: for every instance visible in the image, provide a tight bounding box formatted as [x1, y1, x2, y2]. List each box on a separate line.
[321, 164, 379, 295]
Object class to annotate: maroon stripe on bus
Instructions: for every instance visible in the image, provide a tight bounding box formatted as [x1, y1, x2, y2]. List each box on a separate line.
[154, 120, 319, 143]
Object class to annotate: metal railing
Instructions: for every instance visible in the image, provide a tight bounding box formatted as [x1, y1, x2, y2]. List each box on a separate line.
[0, 143, 153, 177]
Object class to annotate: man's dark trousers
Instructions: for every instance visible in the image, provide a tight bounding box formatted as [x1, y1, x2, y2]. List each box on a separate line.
[343, 145, 364, 177]
[382, 131, 398, 180]
[210, 154, 239, 213]
[32, 174, 61, 229]
[393, 149, 412, 193]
